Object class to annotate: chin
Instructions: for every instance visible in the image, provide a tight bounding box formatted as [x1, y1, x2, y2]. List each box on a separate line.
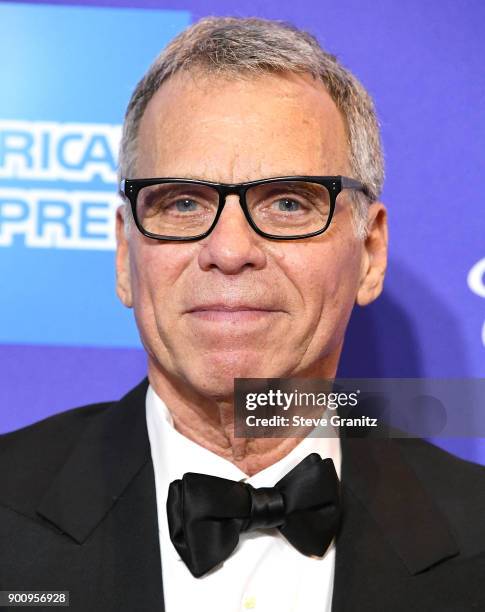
[183, 350, 284, 397]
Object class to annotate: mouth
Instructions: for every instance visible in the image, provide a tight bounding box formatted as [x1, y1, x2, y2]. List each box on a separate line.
[185, 304, 283, 322]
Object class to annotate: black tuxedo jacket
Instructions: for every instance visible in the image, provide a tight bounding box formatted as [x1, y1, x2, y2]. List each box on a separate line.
[1, 379, 485, 611]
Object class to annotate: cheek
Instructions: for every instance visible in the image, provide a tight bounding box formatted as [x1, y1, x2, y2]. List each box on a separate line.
[271, 235, 360, 305]
[128, 242, 197, 309]
[272, 228, 362, 329]
[314, 242, 362, 339]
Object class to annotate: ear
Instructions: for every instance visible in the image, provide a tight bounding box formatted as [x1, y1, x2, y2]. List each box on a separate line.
[115, 205, 133, 308]
[356, 202, 388, 306]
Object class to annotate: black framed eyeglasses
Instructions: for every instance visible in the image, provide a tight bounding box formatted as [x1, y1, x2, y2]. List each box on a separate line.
[119, 175, 368, 241]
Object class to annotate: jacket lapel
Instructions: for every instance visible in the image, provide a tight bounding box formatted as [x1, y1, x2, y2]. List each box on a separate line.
[36, 378, 165, 611]
[332, 433, 460, 611]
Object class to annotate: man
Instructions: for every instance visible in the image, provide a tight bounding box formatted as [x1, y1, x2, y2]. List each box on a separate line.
[1, 16, 485, 612]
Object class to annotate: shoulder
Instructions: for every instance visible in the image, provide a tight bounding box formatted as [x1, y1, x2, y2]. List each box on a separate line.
[395, 437, 485, 553]
[0, 377, 149, 461]
[0, 400, 113, 461]
[0, 401, 115, 516]
[395, 436, 485, 493]
[0, 378, 148, 513]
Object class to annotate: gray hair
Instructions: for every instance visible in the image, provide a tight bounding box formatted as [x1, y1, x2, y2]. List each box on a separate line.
[119, 16, 384, 238]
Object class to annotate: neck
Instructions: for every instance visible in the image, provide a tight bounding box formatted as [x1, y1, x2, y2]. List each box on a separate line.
[148, 359, 340, 477]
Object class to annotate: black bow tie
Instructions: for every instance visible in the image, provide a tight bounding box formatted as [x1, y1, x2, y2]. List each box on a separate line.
[166, 453, 341, 577]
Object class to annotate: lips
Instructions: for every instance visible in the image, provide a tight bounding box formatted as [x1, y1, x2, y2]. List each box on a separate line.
[187, 304, 276, 313]
[184, 303, 283, 323]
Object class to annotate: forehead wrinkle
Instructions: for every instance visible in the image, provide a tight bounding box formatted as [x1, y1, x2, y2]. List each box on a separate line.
[168, 157, 271, 184]
[137, 137, 346, 181]
[148, 163, 342, 184]
[170, 142, 342, 184]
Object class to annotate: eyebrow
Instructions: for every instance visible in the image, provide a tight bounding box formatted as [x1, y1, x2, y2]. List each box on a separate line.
[150, 173, 323, 184]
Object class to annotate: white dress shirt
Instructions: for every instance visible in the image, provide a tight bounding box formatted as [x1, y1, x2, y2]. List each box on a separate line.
[146, 385, 341, 612]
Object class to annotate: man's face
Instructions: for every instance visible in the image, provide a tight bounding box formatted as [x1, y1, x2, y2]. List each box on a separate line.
[116, 70, 386, 398]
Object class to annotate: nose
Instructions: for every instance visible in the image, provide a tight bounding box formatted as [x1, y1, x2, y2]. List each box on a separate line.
[198, 195, 267, 274]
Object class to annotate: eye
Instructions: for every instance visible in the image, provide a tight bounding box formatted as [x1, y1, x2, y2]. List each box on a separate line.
[173, 199, 199, 212]
[274, 198, 301, 212]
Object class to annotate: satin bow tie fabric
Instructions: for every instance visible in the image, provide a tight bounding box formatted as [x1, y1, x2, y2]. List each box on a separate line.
[167, 453, 341, 577]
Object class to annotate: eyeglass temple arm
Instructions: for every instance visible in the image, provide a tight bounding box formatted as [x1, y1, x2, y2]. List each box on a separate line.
[341, 176, 372, 199]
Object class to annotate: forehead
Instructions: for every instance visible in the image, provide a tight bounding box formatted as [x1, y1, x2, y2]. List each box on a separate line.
[135, 69, 350, 182]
